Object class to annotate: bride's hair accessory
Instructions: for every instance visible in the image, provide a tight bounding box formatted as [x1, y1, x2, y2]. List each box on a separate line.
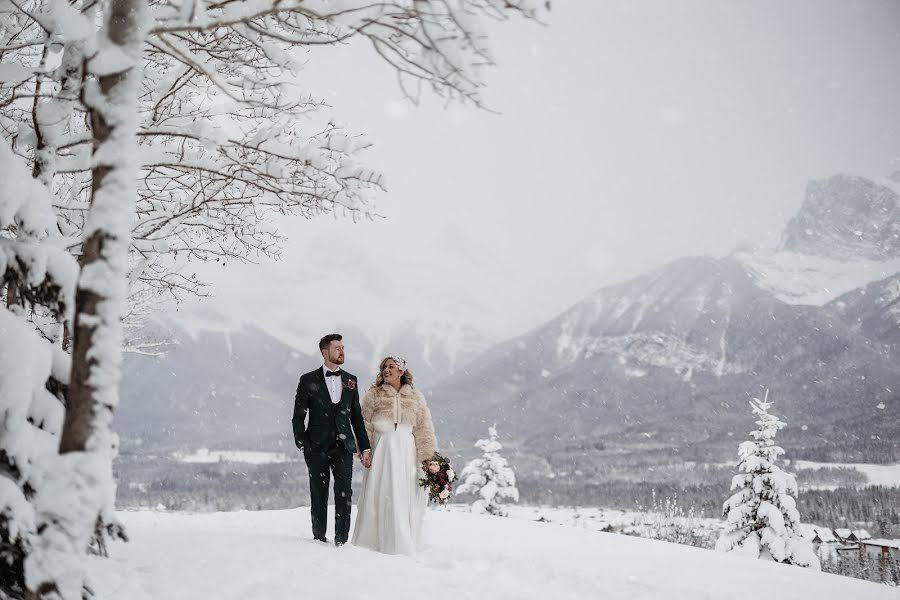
[389, 356, 407, 372]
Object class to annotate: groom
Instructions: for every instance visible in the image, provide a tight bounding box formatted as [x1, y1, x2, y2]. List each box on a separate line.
[292, 333, 371, 546]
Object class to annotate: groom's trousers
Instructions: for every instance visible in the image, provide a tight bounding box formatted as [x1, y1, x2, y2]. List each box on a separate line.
[304, 444, 354, 543]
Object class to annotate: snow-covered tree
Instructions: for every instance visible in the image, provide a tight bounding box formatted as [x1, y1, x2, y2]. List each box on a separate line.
[21, 0, 151, 597]
[715, 391, 819, 569]
[2, 1, 546, 598]
[0, 136, 76, 600]
[456, 425, 519, 517]
[3, 0, 549, 321]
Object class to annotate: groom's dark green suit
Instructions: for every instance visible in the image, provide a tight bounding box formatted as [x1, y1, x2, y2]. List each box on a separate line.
[292, 367, 370, 543]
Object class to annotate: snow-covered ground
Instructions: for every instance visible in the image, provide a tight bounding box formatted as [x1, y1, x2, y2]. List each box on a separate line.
[465, 504, 723, 537]
[172, 448, 294, 465]
[789, 461, 900, 488]
[88, 508, 894, 599]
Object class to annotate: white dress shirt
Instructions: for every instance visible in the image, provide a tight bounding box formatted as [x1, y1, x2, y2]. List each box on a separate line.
[323, 365, 342, 404]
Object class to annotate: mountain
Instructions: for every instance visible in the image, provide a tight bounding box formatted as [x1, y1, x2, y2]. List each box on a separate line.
[158, 226, 506, 385]
[117, 313, 313, 452]
[119, 173, 900, 466]
[829, 272, 900, 357]
[379, 319, 494, 384]
[780, 174, 900, 261]
[428, 257, 899, 457]
[427, 174, 900, 466]
[116, 310, 493, 452]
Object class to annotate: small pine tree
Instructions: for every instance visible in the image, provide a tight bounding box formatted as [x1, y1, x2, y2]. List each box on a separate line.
[456, 425, 519, 517]
[877, 515, 892, 537]
[715, 390, 819, 569]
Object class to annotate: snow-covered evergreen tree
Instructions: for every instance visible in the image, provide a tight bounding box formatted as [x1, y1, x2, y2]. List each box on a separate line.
[1, 137, 76, 599]
[715, 391, 819, 569]
[456, 426, 519, 517]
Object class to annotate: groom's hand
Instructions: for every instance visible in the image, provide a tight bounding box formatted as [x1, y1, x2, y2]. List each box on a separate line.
[359, 449, 372, 468]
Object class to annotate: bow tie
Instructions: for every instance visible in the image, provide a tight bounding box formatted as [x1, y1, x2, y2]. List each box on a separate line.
[325, 370, 341, 377]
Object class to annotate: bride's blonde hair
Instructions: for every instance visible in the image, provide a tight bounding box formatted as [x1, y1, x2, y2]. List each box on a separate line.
[373, 356, 414, 388]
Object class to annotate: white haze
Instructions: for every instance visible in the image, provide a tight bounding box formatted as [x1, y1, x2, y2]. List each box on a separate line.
[173, 0, 900, 349]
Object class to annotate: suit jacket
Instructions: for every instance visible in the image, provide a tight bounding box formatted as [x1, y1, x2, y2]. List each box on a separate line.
[292, 367, 371, 455]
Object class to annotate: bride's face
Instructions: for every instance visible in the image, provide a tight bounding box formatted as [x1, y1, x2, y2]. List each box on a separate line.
[382, 360, 402, 386]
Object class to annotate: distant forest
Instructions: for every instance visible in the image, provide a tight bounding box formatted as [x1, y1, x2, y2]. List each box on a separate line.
[114, 456, 900, 537]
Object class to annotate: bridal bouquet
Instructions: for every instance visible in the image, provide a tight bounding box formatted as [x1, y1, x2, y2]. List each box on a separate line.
[419, 452, 457, 505]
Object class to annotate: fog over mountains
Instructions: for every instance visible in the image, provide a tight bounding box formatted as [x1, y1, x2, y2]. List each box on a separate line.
[118, 174, 900, 467]
[118, 311, 494, 452]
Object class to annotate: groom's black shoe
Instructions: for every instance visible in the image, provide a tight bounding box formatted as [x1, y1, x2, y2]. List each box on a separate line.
[314, 536, 328, 543]
[334, 540, 346, 547]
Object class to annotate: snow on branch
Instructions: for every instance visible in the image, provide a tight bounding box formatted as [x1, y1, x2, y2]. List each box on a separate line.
[0, 239, 77, 320]
[146, 0, 547, 106]
[0, 136, 55, 235]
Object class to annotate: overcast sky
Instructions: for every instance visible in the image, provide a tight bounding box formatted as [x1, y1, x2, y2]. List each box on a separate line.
[181, 0, 900, 346]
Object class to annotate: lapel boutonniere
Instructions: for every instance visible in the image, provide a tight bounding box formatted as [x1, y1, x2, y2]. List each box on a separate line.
[343, 378, 356, 391]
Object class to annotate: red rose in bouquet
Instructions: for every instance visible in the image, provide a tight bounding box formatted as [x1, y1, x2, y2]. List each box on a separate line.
[419, 452, 457, 505]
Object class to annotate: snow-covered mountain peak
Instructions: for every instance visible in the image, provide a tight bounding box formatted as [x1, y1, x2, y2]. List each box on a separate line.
[735, 248, 900, 307]
[780, 174, 900, 261]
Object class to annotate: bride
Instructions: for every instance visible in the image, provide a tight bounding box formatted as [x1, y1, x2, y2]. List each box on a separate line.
[351, 356, 438, 556]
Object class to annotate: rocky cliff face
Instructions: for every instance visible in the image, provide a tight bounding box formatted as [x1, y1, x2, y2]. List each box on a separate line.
[830, 272, 900, 356]
[781, 175, 900, 261]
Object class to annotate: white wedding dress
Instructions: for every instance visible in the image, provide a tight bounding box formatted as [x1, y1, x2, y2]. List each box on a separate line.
[351, 421, 428, 556]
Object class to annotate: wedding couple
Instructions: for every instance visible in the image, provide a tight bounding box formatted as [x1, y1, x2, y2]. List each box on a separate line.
[291, 333, 438, 556]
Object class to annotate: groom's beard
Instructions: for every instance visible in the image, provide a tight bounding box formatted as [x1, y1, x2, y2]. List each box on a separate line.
[330, 352, 345, 365]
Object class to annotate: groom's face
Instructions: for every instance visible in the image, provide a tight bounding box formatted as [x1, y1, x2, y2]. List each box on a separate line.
[323, 341, 345, 365]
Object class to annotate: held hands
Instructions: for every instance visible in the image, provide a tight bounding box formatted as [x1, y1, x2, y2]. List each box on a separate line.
[359, 449, 372, 468]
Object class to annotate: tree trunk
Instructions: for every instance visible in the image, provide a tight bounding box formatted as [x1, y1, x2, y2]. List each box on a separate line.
[6, 281, 17, 308]
[61, 0, 144, 455]
[26, 0, 147, 596]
